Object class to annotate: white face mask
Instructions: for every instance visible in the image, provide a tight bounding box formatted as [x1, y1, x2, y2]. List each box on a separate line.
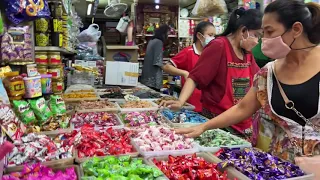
[200, 34, 215, 47]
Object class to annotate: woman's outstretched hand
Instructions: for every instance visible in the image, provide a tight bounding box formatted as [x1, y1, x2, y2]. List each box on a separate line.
[159, 100, 183, 111]
[175, 124, 206, 138]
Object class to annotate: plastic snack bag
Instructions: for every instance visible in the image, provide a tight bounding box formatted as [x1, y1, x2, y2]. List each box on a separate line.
[12, 100, 36, 125]
[29, 97, 52, 125]
[0, 79, 9, 105]
[49, 95, 66, 116]
[192, 0, 227, 16]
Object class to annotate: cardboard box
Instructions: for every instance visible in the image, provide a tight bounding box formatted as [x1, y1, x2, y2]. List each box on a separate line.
[105, 46, 139, 62]
[105, 61, 139, 86]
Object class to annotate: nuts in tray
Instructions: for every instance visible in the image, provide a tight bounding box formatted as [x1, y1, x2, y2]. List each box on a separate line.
[77, 100, 116, 110]
[120, 101, 154, 108]
[63, 93, 97, 99]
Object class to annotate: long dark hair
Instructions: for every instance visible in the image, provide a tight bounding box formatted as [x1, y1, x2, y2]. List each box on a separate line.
[153, 24, 170, 42]
[220, 8, 262, 36]
[193, 21, 215, 43]
[265, 0, 320, 44]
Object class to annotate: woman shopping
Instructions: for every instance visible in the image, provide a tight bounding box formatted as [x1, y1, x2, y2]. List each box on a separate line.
[141, 24, 170, 92]
[162, 21, 216, 112]
[161, 8, 261, 137]
[176, 0, 320, 168]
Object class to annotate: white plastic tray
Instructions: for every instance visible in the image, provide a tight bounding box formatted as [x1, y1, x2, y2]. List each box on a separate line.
[146, 152, 249, 180]
[70, 113, 124, 130]
[211, 150, 315, 180]
[130, 138, 198, 158]
[195, 129, 252, 153]
[115, 100, 159, 112]
[75, 101, 121, 113]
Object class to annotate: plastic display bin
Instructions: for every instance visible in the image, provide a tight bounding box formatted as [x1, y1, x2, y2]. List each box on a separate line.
[70, 113, 124, 130]
[75, 101, 121, 113]
[194, 129, 252, 153]
[146, 152, 249, 180]
[161, 109, 208, 128]
[115, 100, 159, 112]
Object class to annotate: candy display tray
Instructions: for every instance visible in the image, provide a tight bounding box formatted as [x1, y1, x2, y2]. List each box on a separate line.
[211, 150, 315, 180]
[5, 157, 75, 174]
[130, 138, 199, 158]
[75, 101, 121, 113]
[161, 110, 208, 128]
[4, 165, 81, 180]
[115, 100, 159, 112]
[118, 111, 167, 128]
[194, 129, 252, 153]
[70, 112, 124, 130]
[145, 152, 249, 180]
[79, 157, 167, 180]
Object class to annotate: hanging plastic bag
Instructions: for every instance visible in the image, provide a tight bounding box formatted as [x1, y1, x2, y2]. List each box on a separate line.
[192, 0, 227, 16]
[116, 16, 130, 33]
[77, 24, 101, 42]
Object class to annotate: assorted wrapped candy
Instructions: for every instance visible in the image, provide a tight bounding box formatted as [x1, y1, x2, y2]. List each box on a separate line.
[8, 133, 73, 166]
[132, 126, 194, 152]
[2, 163, 77, 180]
[76, 100, 116, 110]
[120, 111, 160, 127]
[71, 112, 120, 129]
[162, 109, 207, 124]
[195, 130, 250, 147]
[82, 156, 163, 179]
[153, 154, 231, 180]
[58, 125, 135, 158]
[216, 148, 306, 180]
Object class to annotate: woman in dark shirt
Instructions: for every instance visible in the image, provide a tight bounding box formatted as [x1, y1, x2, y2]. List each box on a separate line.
[141, 25, 169, 91]
[161, 8, 261, 137]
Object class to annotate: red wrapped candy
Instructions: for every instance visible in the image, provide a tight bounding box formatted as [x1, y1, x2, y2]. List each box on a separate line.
[58, 124, 135, 158]
[152, 154, 235, 180]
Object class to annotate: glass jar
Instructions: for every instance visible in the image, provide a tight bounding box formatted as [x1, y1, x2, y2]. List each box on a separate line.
[3, 71, 25, 100]
[52, 78, 64, 94]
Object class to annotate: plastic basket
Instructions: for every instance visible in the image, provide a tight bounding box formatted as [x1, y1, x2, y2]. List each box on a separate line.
[75, 101, 121, 113]
[145, 152, 249, 180]
[130, 138, 198, 158]
[70, 113, 124, 130]
[115, 100, 159, 112]
[79, 156, 167, 180]
[194, 129, 252, 153]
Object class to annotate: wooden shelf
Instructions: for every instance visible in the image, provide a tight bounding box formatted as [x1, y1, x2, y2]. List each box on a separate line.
[35, 46, 75, 55]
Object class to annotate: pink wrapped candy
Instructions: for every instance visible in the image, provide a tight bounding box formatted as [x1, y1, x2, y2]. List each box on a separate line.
[71, 112, 120, 129]
[2, 163, 77, 180]
[132, 126, 194, 152]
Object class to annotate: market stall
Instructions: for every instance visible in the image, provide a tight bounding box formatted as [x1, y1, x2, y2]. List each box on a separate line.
[0, 0, 318, 179]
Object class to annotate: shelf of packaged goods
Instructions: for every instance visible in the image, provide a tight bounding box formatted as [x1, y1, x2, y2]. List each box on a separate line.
[136, 34, 177, 38]
[48, 0, 69, 15]
[35, 46, 75, 55]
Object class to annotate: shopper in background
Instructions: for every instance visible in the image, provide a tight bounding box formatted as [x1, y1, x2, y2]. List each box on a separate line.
[162, 22, 216, 112]
[252, 38, 274, 68]
[175, 0, 320, 164]
[141, 24, 170, 92]
[161, 8, 261, 138]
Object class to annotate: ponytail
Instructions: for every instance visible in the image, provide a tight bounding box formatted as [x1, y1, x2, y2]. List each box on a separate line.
[306, 2, 320, 44]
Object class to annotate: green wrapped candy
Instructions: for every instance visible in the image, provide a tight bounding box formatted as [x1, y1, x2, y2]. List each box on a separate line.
[50, 95, 66, 116]
[195, 129, 250, 147]
[28, 97, 53, 125]
[82, 156, 162, 180]
[12, 100, 36, 125]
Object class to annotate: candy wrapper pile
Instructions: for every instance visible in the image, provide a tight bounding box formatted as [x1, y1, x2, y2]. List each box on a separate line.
[58, 125, 135, 158]
[8, 133, 73, 166]
[82, 156, 162, 179]
[153, 154, 232, 180]
[195, 130, 251, 147]
[71, 112, 120, 129]
[120, 111, 161, 127]
[132, 126, 194, 152]
[216, 148, 306, 180]
[2, 163, 77, 180]
[162, 109, 207, 124]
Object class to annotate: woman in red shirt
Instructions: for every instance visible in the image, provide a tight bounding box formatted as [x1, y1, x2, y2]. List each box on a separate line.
[163, 22, 216, 112]
[161, 8, 262, 138]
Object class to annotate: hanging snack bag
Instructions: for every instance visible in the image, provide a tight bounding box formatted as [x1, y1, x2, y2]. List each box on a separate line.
[49, 95, 66, 116]
[192, 0, 227, 16]
[29, 97, 52, 125]
[12, 100, 36, 125]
